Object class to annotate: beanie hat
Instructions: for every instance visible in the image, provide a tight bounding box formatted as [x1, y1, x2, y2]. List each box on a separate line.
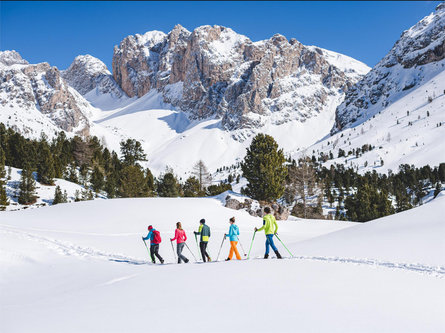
[148, 225, 153, 230]
[200, 219, 205, 224]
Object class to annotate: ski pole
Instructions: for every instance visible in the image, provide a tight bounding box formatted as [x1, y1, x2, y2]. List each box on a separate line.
[142, 238, 150, 258]
[274, 234, 294, 257]
[216, 235, 226, 261]
[247, 231, 257, 259]
[195, 233, 203, 261]
[184, 242, 198, 261]
[170, 240, 177, 262]
[238, 238, 247, 257]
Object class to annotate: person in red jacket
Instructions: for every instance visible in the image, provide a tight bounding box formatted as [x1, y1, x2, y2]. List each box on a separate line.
[170, 222, 189, 264]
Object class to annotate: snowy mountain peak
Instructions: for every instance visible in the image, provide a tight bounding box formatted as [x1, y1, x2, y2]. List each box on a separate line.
[63, 54, 125, 100]
[112, 24, 369, 131]
[333, 4, 445, 132]
[0, 50, 29, 66]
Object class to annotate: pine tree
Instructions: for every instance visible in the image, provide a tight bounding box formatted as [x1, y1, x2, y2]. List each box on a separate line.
[182, 176, 202, 197]
[18, 162, 37, 205]
[120, 139, 147, 167]
[157, 172, 182, 197]
[90, 166, 105, 193]
[37, 143, 55, 185]
[118, 165, 150, 197]
[0, 146, 9, 210]
[53, 185, 67, 205]
[241, 134, 287, 202]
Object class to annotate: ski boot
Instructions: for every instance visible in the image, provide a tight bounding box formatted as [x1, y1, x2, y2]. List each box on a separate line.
[274, 250, 282, 259]
[264, 253, 269, 259]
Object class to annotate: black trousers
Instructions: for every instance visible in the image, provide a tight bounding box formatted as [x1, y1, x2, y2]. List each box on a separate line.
[200, 241, 210, 262]
[150, 244, 163, 263]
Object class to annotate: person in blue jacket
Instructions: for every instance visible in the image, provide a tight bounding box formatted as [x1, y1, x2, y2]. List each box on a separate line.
[142, 225, 164, 264]
[225, 217, 241, 261]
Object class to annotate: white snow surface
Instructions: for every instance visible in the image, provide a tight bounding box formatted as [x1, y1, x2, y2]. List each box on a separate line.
[1, 194, 444, 332]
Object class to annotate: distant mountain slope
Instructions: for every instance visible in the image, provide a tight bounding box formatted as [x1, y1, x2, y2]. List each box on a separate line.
[0, 51, 94, 138]
[333, 3, 445, 132]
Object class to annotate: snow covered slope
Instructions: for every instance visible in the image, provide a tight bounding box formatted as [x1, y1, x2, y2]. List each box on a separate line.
[302, 3, 445, 173]
[2, 166, 105, 212]
[334, 3, 445, 132]
[304, 68, 445, 174]
[1, 195, 444, 332]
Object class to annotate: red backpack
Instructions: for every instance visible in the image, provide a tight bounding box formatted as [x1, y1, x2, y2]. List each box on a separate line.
[152, 230, 162, 244]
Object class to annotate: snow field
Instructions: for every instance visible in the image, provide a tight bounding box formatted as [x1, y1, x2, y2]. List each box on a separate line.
[1, 195, 444, 332]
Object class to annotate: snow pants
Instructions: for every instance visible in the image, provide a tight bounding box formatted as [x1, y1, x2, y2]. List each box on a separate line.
[265, 234, 278, 255]
[228, 241, 241, 260]
[200, 241, 211, 262]
[177, 242, 189, 263]
[150, 244, 163, 263]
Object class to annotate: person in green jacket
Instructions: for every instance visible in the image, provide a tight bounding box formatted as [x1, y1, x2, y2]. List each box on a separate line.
[254, 207, 282, 259]
[194, 218, 211, 262]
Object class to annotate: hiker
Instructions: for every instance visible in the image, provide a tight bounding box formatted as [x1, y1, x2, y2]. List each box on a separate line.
[225, 216, 241, 261]
[142, 225, 164, 264]
[170, 222, 189, 264]
[254, 207, 282, 259]
[194, 218, 211, 262]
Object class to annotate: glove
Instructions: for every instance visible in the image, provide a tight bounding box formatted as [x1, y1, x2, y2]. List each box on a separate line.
[170, 238, 173, 242]
[141, 236, 144, 240]
[254, 227, 258, 232]
[224, 234, 227, 238]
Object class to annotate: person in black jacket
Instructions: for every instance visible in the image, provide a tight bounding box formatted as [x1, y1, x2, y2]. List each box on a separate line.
[194, 219, 211, 262]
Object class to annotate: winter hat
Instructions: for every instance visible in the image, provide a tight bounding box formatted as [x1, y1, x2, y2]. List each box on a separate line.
[148, 225, 153, 230]
[200, 219, 205, 224]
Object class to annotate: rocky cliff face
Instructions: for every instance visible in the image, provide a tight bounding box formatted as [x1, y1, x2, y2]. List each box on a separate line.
[333, 3, 445, 133]
[62, 55, 125, 99]
[0, 51, 92, 136]
[112, 25, 369, 130]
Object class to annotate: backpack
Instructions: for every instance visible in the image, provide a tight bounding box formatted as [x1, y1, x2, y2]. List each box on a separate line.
[152, 230, 162, 244]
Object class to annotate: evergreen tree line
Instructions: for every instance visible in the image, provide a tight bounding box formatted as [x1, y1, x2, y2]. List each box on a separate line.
[240, 133, 444, 222]
[0, 123, 231, 208]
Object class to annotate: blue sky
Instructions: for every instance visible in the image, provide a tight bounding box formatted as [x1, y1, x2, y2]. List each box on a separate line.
[1, 1, 442, 70]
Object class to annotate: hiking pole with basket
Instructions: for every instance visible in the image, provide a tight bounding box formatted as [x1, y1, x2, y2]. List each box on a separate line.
[216, 234, 226, 261]
[274, 233, 294, 258]
[184, 242, 198, 261]
[247, 231, 257, 259]
[238, 237, 247, 257]
[170, 239, 177, 262]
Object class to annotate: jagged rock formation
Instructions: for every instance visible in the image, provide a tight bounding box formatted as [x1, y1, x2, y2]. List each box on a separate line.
[62, 55, 125, 99]
[333, 3, 445, 132]
[0, 51, 93, 137]
[112, 25, 369, 130]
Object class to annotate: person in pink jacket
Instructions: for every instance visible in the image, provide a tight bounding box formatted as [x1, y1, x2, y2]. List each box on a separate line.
[170, 222, 189, 263]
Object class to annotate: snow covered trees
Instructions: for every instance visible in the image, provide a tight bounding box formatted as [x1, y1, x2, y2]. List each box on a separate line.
[241, 134, 287, 202]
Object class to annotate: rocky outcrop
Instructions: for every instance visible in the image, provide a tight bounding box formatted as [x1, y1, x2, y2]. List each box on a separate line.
[112, 25, 369, 131]
[225, 195, 290, 220]
[333, 3, 445, 133]
[0, 52, 92, 136]
[62, 55, 125, 99]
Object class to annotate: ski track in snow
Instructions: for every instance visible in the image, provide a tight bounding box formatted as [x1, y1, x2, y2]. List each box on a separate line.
[1, 225, 444, 278]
